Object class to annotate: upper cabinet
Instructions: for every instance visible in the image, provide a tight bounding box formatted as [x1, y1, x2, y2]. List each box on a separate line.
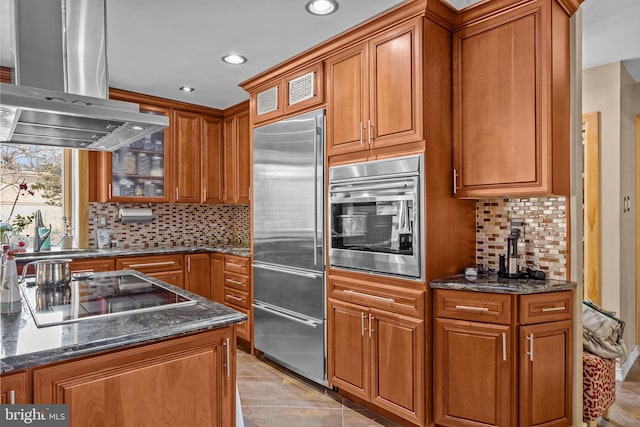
[96, 102, 172, 203]
[251, 63, 324, 125]
[223, 104, 250, 204]
[174, 110, 203, 203]
[325, 19, 422, 157]
[202, 115, 225, 204]
[452, 0, 575, 198]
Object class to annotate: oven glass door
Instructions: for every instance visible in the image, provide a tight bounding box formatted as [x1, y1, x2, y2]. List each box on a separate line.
[329, 176, 420, 278]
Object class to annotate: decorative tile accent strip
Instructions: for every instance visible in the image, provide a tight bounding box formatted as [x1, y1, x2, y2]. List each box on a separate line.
[476, 197, 567, 279]
[88, 203, 251, 249]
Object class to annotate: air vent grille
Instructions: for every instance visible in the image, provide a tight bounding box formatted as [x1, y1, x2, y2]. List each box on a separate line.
[288, 72, 315, 105]
[257, 86, 278, 116]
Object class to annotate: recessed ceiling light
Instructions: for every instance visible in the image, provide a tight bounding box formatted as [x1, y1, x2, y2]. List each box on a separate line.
[305, 0, 338, 16]
[179, 86, 195, 92]
[221, 54, 247, 65]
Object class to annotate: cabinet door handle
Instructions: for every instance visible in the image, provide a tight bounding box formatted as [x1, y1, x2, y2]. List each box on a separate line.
[344, 290, 394, 303]
[175, 187, 179, 200]
[453, 169, 458, 194]
[455, 305, 489, 312]
[187, 257, 191, 272]
[526, 333, 534, 362]
[203, 188, 207, 201]
[369, 313, 374, 338]
[360, 122, 364, 145]
[108, 183, 112, 199]
[129, 261, 176, 268]
[367, 119, 372, 144]
[361, 312, 365, 336]
[540, 306, 565, 312]
[224, 337, 231, 378]
[502, 332, 507, 362]
[9, 390, 15, 405]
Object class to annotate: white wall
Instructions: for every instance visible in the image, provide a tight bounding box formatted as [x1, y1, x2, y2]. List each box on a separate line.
[582, 61, 639, 362]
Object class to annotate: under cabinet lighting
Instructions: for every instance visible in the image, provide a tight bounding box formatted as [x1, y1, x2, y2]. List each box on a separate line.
[221, 54, 247, 65]
[305, 0, 338, 16]
[179, 86, 195, 92]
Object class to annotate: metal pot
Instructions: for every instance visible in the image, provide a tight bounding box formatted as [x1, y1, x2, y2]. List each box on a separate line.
[20, 259, 73, 289]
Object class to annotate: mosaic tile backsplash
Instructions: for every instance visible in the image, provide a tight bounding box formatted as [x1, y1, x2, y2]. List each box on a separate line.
[476, 197, 567, 279]
[88, 203, 250, 249]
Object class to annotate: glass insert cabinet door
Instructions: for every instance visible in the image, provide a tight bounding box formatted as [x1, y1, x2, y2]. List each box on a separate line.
[103, 105, 171, 202]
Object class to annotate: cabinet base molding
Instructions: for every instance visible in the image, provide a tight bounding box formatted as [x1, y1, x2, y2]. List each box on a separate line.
[336, 388, 422, 427]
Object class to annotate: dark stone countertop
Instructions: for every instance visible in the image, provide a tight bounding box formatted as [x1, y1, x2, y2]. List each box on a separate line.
[429, 273, 576, 294]
[1, 270, 246, 373]
[13, 245, 251, 263]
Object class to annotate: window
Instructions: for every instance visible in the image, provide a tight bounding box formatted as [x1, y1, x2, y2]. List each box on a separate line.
[1, 144, 68, 249]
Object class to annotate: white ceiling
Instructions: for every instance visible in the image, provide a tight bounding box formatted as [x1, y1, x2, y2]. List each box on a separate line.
[2, 0, 639, 110]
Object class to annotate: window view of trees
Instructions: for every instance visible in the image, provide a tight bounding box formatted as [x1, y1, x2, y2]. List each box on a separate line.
[1, 144, 65, 248]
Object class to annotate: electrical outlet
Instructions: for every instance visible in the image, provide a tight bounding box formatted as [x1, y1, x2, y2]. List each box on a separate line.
[98, 214, 108, 227]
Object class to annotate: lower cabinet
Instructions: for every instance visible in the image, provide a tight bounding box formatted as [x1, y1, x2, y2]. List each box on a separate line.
[213, 254, 252, 345]
[328, 297, 424, 425]
[184, 252, 212, 299]
[433, 289, 573, 427]
[32, 327, 236, 427]
[0, 370, 30, 404]
[116, 254, 185, 289]
[69, 258, 115, 274]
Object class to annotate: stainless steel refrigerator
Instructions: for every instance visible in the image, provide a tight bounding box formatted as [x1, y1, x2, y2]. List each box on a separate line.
[252, 108, 326, 386]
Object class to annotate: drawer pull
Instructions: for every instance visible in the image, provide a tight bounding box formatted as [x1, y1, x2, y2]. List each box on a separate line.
[226, 294, 244, 302]
[455, 305, 489, 312]
[227, 263, 245, 268]
[344, 290, 395, 304]
[129, 261, 176, 268]
[72, 269, 94, 273]
[540, 306, 566, 312]
[226, 279, 244, 285]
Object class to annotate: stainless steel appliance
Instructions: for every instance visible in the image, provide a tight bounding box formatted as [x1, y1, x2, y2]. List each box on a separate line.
[329, 154, 424, 280]
[252, 108, 326, 386]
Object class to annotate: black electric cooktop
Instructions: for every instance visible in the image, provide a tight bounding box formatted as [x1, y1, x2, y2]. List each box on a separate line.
[21, 272, 196, 327]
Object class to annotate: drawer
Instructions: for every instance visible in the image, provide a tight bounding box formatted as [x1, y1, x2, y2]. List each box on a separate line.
[70, 258, 115, 274]
[224, 255, 250, 275]
[329, 274, 424, 318]
[434, 289, 513, 325]
[224, 272, 250, 292]
[230, 305, 250, 342]
[224, 287, 250, 309]
[519, 291, 573, 325]
[116, 254, 183, 273]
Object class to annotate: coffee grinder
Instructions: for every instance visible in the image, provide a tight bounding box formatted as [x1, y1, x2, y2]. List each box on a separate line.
[507, 228, 521, 278]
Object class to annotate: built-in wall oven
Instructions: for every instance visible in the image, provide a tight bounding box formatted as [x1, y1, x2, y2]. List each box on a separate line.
[328, 154, 424, 280]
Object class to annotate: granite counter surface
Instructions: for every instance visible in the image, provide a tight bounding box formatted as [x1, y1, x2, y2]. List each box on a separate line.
[429, 273, 576, 294]
[14, 245, 251, 263]
[1, 271, 246, 373]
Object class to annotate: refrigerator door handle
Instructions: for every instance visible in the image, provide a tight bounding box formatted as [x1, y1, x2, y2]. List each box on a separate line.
[254, 302, 320, 328]
[253, 263, 322, 279]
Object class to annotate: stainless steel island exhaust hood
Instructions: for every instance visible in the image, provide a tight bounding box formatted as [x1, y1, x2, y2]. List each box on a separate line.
[0, 0, 168, 151]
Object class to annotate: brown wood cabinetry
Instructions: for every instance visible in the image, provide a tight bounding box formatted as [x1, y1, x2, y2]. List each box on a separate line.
[116, 254, 184, 289]
[203, 115, 225, 204]
[328, 274, 425, 426]
[433, 289, 573, 427]
[223, 105, 250, 204]
[0, 370, 30, 404]
[69, 258, 115, 274]
[212, 254, 252, 344]
[452, 0, 577, 197]
[32, 327, 235, 427]
[173, 109, 203, 203]
[184, 252, 212, 299]
[325, 18, 422, 157]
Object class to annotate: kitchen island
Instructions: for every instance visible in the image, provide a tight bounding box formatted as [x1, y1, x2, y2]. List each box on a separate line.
[1, 270, 246, 426]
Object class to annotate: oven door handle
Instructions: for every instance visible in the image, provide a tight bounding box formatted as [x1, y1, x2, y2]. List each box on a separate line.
[330, 195, 415, 204]
[329, 180, 415, 194]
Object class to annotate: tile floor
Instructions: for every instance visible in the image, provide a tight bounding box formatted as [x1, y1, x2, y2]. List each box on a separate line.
[236, 349, 401, 427]
[237, 349, 640, 427]
[596, 356, 640, 427]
